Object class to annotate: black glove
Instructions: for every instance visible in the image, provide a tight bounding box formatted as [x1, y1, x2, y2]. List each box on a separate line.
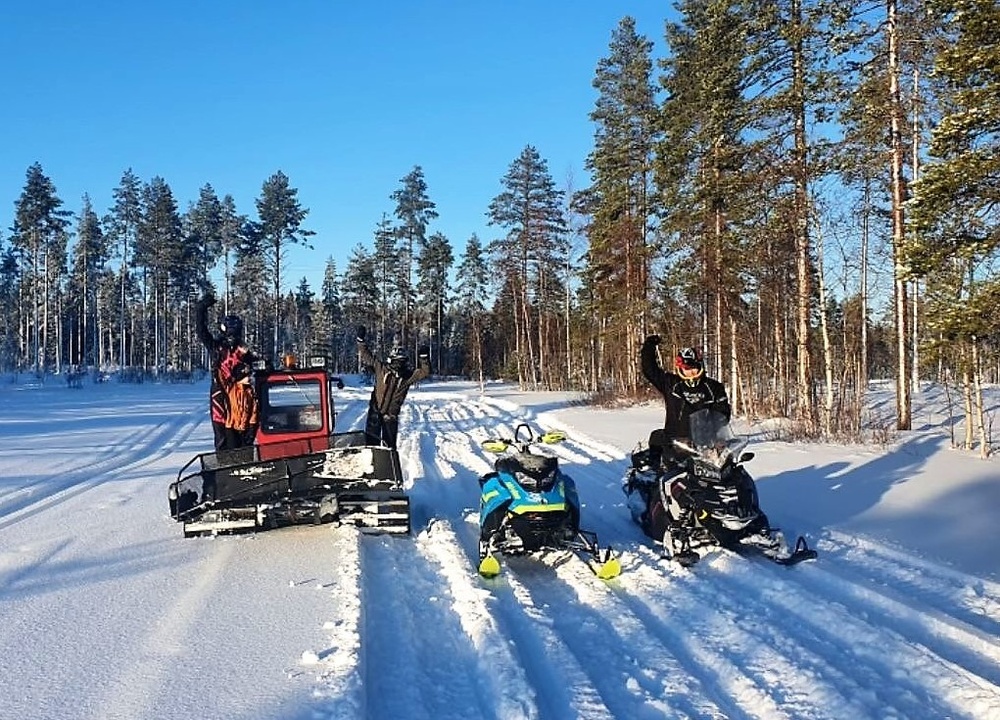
[356, 325, 366, 342]
[644, 334, 661, 347]
[418, 345, 430, 358]
[200, 293, 216, 308]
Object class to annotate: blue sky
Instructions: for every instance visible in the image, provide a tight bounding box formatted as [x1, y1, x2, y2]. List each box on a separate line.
[1, 1, 672, 292]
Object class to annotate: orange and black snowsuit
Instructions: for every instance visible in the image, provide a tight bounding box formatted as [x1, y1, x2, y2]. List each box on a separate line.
[224, 369, 259, 449]
[196, 296, 255, 451]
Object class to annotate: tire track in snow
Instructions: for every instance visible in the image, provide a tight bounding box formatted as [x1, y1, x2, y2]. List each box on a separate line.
[697, 553, 1000, 720]
[406, 395, 619, 720]
[409, 395, 734, 719]
[359, 531, 500, 720]
[84, 540, 239, 720]
[618, 545, 882, 720]
[308, 525, 365, 720]
[822, 529, 1000, 633]
[806, 536, 1000, 685]
[0, 401, 205, 530]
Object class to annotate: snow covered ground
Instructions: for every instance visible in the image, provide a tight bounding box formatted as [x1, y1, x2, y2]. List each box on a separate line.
[1, 375, 998, 720]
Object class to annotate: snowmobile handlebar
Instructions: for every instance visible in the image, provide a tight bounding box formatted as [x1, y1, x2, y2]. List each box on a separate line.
[481, 424, 567, 454]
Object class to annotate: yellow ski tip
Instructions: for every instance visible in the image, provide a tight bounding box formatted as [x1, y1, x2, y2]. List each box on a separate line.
[595, 556, 622, 580]
[479, 555, 501, 578]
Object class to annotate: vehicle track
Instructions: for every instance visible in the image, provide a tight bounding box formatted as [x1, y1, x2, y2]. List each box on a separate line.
[0, 400, 205, 530]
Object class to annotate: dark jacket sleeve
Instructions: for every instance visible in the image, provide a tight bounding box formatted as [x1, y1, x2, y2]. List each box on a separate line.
[195, 298, 216, 351]
[708, 377, 732, 420]
[640, 341, 669, 395]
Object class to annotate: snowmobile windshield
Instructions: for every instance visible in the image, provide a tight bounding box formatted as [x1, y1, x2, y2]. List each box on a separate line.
[688, 409, 746, 464]
[498, 452, 560, 493]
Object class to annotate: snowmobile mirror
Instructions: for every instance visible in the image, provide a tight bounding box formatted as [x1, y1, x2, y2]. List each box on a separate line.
[482, 440, 509, 453]
[740, 451, 755, 463]
[540, 431, 566, 444]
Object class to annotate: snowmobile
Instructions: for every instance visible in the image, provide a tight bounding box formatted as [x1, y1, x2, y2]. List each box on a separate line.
[622, 409, 816, 567]
[168, 356, 410, 537]
[477, 423, 620, 580]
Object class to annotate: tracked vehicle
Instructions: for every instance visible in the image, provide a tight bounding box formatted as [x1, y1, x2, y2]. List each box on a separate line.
[168, 357, 410, 537]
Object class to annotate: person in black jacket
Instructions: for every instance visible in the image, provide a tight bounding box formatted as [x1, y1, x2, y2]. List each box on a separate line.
[196, 294, 257, 451]
[628, 336, 732, 538]
[641, 336, 731, 447]
[356, 326, 430, 449]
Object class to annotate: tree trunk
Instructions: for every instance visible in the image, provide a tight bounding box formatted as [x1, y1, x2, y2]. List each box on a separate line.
[888, 0, 911, 430]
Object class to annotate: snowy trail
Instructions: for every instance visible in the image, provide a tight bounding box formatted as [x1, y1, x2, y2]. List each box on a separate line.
[2, 381, 1000, 720]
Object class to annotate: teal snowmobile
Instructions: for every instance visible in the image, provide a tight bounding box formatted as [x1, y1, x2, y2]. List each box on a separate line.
[623, 409, 817, 567]
[477, 423, 620, 579]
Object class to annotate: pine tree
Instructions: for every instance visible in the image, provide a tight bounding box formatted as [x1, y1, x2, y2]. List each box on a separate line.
[487, 145, 567, 388]
[416, 230, 454, 372]
[255, 170, 314, 359]
[390, 166, 438, 348]
[656, 0, 758, 404]
[341, 244, 378, 358]
[67, 195, 109, 367]
[106, 169, 143, 367]
[186, 183, 224, 288]
[11, 162, 70, 374]
[586, 16, 659, 391]
[136, 176, 184, 372]
[372, 214, 400, 344]
[455, 234, 490, 387]
[907, 0, 1000, 456]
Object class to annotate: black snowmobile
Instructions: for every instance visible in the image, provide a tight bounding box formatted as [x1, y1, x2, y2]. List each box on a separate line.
[623, 409, 817, 567]
[477, 423, 620, 579]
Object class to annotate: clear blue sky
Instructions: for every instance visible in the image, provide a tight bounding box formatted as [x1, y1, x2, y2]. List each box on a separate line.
[1, 1, 672, 292]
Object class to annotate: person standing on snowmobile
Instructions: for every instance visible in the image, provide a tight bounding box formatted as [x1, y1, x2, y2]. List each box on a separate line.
[629, 336, 731, 536]
[356, 326, 430, 449]
[196, 293, 258, 451]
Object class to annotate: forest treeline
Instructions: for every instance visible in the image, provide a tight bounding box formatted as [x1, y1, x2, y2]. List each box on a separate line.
[2, 1, 997, 452]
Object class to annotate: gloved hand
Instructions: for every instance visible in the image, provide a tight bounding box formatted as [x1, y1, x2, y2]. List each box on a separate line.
[356, 325, 366, 342]
[644, 334, 661, 347]
[200, 292, 216, 307]
[418, 345, 430, 359]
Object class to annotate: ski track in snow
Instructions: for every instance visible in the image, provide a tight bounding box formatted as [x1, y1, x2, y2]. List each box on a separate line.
[3, 383, 1000, 720]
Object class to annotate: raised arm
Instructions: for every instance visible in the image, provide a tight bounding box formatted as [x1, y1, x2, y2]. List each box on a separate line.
[640, 335, 669, 395]
[195, 295, 217, 350]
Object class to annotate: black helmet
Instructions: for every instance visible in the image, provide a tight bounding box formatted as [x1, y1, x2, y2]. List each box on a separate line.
[219, 315, 244, 345]
[388, 345, 407, 371]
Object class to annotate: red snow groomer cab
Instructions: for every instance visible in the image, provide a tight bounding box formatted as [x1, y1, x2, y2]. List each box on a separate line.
[168, 355, 409, 538]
